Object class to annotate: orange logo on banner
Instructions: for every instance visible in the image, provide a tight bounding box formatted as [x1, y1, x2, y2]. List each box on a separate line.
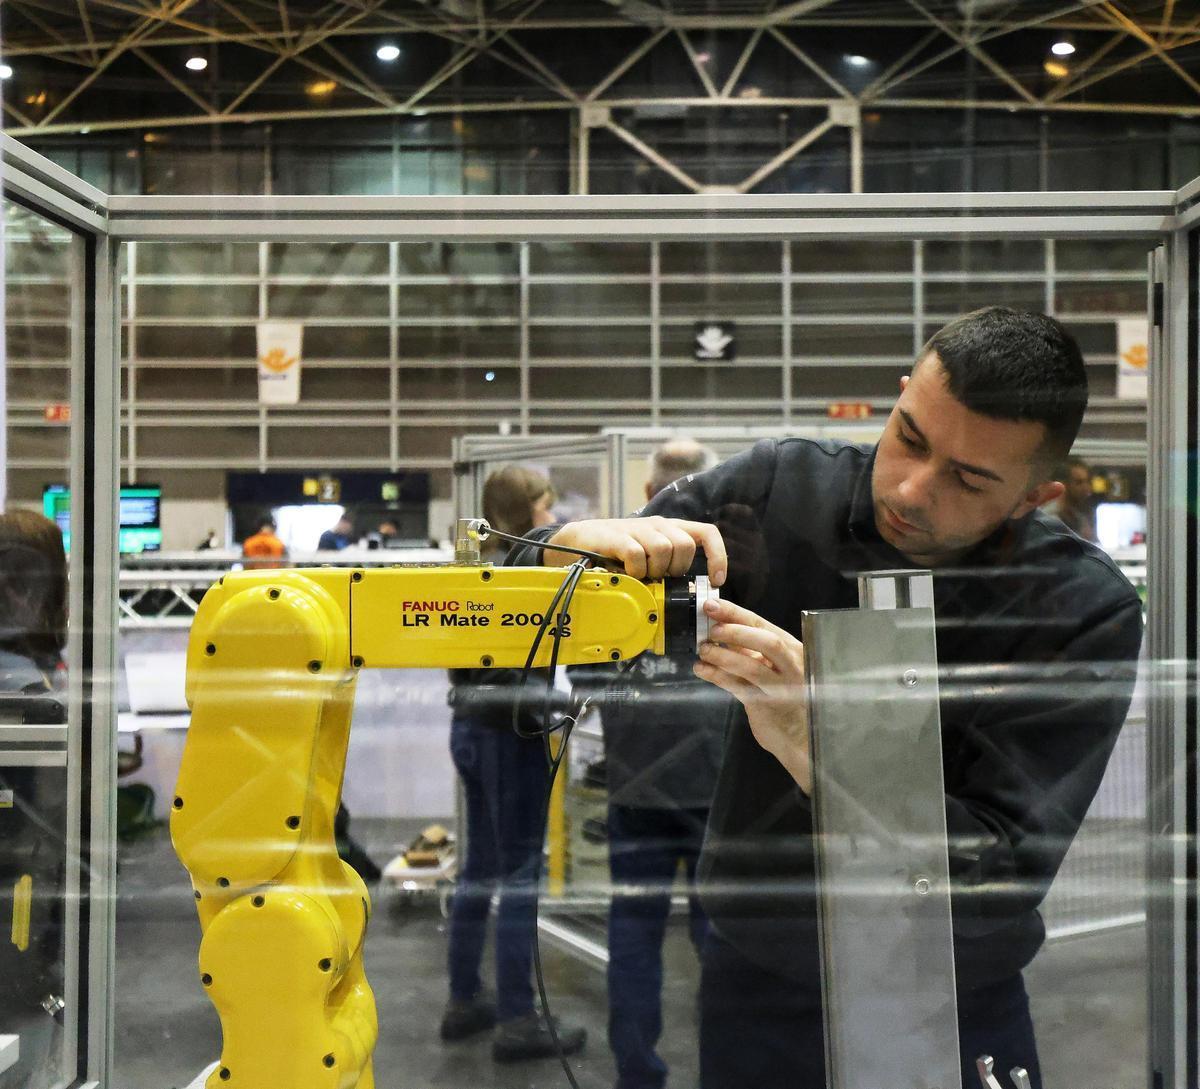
[260, 346, 297, 374]
[43, 404, 71, 423]
[828, 402, 872, 420]
[1121, 343, 1148, 371]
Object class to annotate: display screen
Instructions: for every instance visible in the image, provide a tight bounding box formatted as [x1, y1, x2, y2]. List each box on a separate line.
[43, 484, 163, 553]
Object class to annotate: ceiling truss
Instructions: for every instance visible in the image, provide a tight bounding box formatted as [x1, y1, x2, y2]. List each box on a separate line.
[1, 0, 1199, 194]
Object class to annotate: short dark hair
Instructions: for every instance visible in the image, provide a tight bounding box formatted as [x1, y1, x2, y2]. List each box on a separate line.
[922, 307, 1088, 469]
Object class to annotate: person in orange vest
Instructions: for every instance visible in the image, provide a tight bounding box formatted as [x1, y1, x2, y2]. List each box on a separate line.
[241, 516, 287, 569]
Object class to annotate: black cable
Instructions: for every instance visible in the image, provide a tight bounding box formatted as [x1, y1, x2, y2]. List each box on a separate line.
[479, 523, 619, 569]
[520, 560, 588, 1088]
[512, 560, 585, 740]
[469, 534, 602, 1084]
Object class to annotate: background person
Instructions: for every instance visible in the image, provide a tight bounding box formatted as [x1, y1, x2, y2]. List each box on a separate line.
[440, 466, 587, 1063]
[241, 515, 287, 568]
[318, 514, 355, 551]
[1049, 456, 1098, 542]
[574, 439, 728, 1089]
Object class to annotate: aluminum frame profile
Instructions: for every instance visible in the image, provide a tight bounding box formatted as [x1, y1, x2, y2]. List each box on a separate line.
[1, 130, 122, 1089]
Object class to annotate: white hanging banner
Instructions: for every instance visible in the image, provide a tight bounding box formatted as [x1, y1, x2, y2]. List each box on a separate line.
[1116, 317, 1148, 401]
[257, 322, 303, 405]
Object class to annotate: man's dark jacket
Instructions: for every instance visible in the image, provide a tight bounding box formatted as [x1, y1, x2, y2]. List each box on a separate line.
[512, 437, 1143, 995]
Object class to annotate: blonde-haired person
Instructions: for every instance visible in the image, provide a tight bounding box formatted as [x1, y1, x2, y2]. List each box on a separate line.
[441, 466, 586, 1063]
[482, 465, 555, 545]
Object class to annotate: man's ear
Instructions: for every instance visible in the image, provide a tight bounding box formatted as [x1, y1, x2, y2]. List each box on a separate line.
[1012, 479, 1064, 520]
[900, 374, 910, 392]
[645, 482, 655, 503]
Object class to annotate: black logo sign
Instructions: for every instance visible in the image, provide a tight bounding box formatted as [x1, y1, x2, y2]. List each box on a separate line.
[694, 321, 736, 362]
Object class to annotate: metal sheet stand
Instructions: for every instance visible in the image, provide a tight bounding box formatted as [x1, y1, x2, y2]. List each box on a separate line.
[803, 570, 961, 1089]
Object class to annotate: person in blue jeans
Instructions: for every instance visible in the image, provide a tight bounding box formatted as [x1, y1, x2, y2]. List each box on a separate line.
[585, 440, 730, 1089]
[439, 466, 586, 1063]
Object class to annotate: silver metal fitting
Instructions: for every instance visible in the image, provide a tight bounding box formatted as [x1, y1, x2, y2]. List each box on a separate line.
[454, 518, 487, 564]
[901, 669, 919, 688]
[912, 875, 932, 896]
[42, 994, 66, 1022]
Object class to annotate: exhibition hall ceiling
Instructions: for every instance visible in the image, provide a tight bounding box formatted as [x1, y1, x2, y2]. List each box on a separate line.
[0, 0, 1197, 135]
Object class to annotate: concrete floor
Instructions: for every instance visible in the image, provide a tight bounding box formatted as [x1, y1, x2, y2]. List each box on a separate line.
[113, 820, 1148, 1089]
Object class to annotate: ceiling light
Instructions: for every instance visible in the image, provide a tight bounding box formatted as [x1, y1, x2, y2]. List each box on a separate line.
[484, 371, 496, 382]
[846, 54, 871, 67]
[1043, 59, 1069, 78]
[0, 65, 12, 80]
[376, 44, 401, 62]
[1050, 40, 1075, 57]
[185, 56, 208, 72]
[306, 79, 337, 97]
[695, 51, 712, 64]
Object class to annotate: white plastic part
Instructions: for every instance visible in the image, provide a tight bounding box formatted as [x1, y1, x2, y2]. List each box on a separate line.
[183, 1062, 219, 1088]
[694, 575, 719, 650]
[0, 1036, 19, 1075]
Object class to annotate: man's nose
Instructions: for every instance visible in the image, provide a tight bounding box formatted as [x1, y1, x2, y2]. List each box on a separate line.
[896, 463, 936, 509]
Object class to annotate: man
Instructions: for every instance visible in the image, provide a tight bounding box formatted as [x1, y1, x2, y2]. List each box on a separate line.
[318, 514, 355, 551]
[511, 308, 1143, 1089]
[574, 439, 728, 1089]
[1051, 456, 1098, 542]
[241, 516, 287, 568]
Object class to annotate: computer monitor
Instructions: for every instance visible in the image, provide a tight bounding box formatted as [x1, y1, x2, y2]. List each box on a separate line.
[43, 484, 163, 554]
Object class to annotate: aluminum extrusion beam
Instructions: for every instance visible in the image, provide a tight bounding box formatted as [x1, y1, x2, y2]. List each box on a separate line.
[103, 215, 1173, 243]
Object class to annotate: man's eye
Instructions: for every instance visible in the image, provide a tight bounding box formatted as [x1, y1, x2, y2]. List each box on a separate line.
[899, 431, 920, 449]
[957, 475, 983, 494]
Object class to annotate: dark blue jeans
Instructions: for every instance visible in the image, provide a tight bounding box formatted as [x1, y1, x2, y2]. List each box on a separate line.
[608, 803, 710, 1089]
[699, 930, 1044, 1089]
[446, 713, 549, 1022]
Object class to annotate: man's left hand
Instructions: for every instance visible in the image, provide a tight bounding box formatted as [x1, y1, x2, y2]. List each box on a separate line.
[693, 598, 812, 795]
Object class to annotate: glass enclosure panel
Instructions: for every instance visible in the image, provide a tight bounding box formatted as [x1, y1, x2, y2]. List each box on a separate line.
[398, 325, 520, 361]
[6, 209, 1155, 1089]
[397, 283, 519, 318]
[135, 242, 258, 277]
[529, 282, 650, 318]
[660, 240, 782, 274]
[792, 281, 914, 315]
[1, 197, 77, 1089]
[268, 242, 389, 278]
[397, 365, 520, 400]
[660, 281, 782, 318]
[792, 239, 912, 273]
[924, 279, 1047, 314]
[528, 242, 649, 276]
[267, 285, 390, 319]
[923, 238, 1045, 272]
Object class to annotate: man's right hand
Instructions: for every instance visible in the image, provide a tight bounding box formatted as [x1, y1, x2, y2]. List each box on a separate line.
[543, 516, 727, 587]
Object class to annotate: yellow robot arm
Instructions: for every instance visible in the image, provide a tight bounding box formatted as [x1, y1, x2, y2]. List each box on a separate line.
[171, 553, 712, 1089]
